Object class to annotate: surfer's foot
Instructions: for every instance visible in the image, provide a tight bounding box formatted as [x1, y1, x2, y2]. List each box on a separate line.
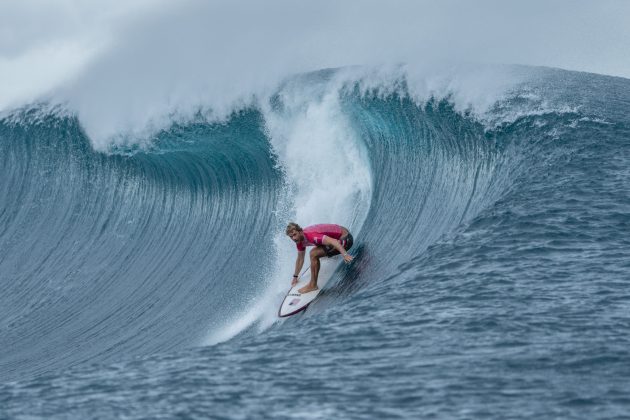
[298, 284, 319, 294]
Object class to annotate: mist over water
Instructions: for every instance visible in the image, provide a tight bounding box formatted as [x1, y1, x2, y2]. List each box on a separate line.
[2, 0, 630, 145]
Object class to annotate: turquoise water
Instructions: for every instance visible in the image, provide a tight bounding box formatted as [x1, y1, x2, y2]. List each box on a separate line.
[1, 67, 629, 418]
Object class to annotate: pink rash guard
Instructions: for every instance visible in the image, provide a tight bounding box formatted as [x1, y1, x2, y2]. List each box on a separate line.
[296, 224, 344, 252]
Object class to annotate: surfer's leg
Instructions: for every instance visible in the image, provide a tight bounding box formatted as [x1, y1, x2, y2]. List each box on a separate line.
[298, 247, 326, 294]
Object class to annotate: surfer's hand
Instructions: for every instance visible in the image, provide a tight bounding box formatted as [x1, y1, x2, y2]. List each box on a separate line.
[343, 253, 353, 263]
[291, 277, 298, 287]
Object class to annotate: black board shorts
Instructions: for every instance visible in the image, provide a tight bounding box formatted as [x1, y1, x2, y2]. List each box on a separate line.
[324, 232, 354, 258]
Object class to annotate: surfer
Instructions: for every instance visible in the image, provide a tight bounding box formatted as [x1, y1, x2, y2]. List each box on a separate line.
[286, 222, 354, 294]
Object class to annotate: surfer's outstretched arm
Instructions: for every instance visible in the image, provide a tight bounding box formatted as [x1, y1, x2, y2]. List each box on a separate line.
[292, 251, 306, 286]
[323, 236, 354, 263]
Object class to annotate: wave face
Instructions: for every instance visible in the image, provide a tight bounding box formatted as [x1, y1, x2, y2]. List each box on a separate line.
[0, 109, 283, 377]
[2, 67, 630, 418]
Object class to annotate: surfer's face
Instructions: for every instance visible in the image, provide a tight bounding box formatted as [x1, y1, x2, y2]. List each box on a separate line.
[288, 230, 303, 243]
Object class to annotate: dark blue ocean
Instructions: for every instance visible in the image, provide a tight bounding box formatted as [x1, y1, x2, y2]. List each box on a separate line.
[1, 67, 630, 419]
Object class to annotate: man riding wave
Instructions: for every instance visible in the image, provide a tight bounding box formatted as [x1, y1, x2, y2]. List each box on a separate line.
[286, 222, 354, 294]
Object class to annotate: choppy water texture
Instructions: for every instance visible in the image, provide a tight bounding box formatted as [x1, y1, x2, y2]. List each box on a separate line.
[1, 67, 630, 419]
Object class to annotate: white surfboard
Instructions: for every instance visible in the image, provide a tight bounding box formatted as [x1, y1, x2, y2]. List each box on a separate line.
[278, 260, 336, 317]
[278, 280, 321, 317]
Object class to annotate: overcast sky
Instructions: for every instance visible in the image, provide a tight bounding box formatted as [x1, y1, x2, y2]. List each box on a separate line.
[2, 0, 629, 140]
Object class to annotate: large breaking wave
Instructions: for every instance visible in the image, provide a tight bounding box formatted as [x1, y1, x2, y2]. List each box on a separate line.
[1, 66, 626, 381]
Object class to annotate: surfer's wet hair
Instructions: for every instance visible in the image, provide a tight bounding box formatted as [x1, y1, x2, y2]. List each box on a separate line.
[285, 222, 302, 235]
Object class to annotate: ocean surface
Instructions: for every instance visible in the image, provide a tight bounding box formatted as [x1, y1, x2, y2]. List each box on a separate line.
[1, 66, 630, 419]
